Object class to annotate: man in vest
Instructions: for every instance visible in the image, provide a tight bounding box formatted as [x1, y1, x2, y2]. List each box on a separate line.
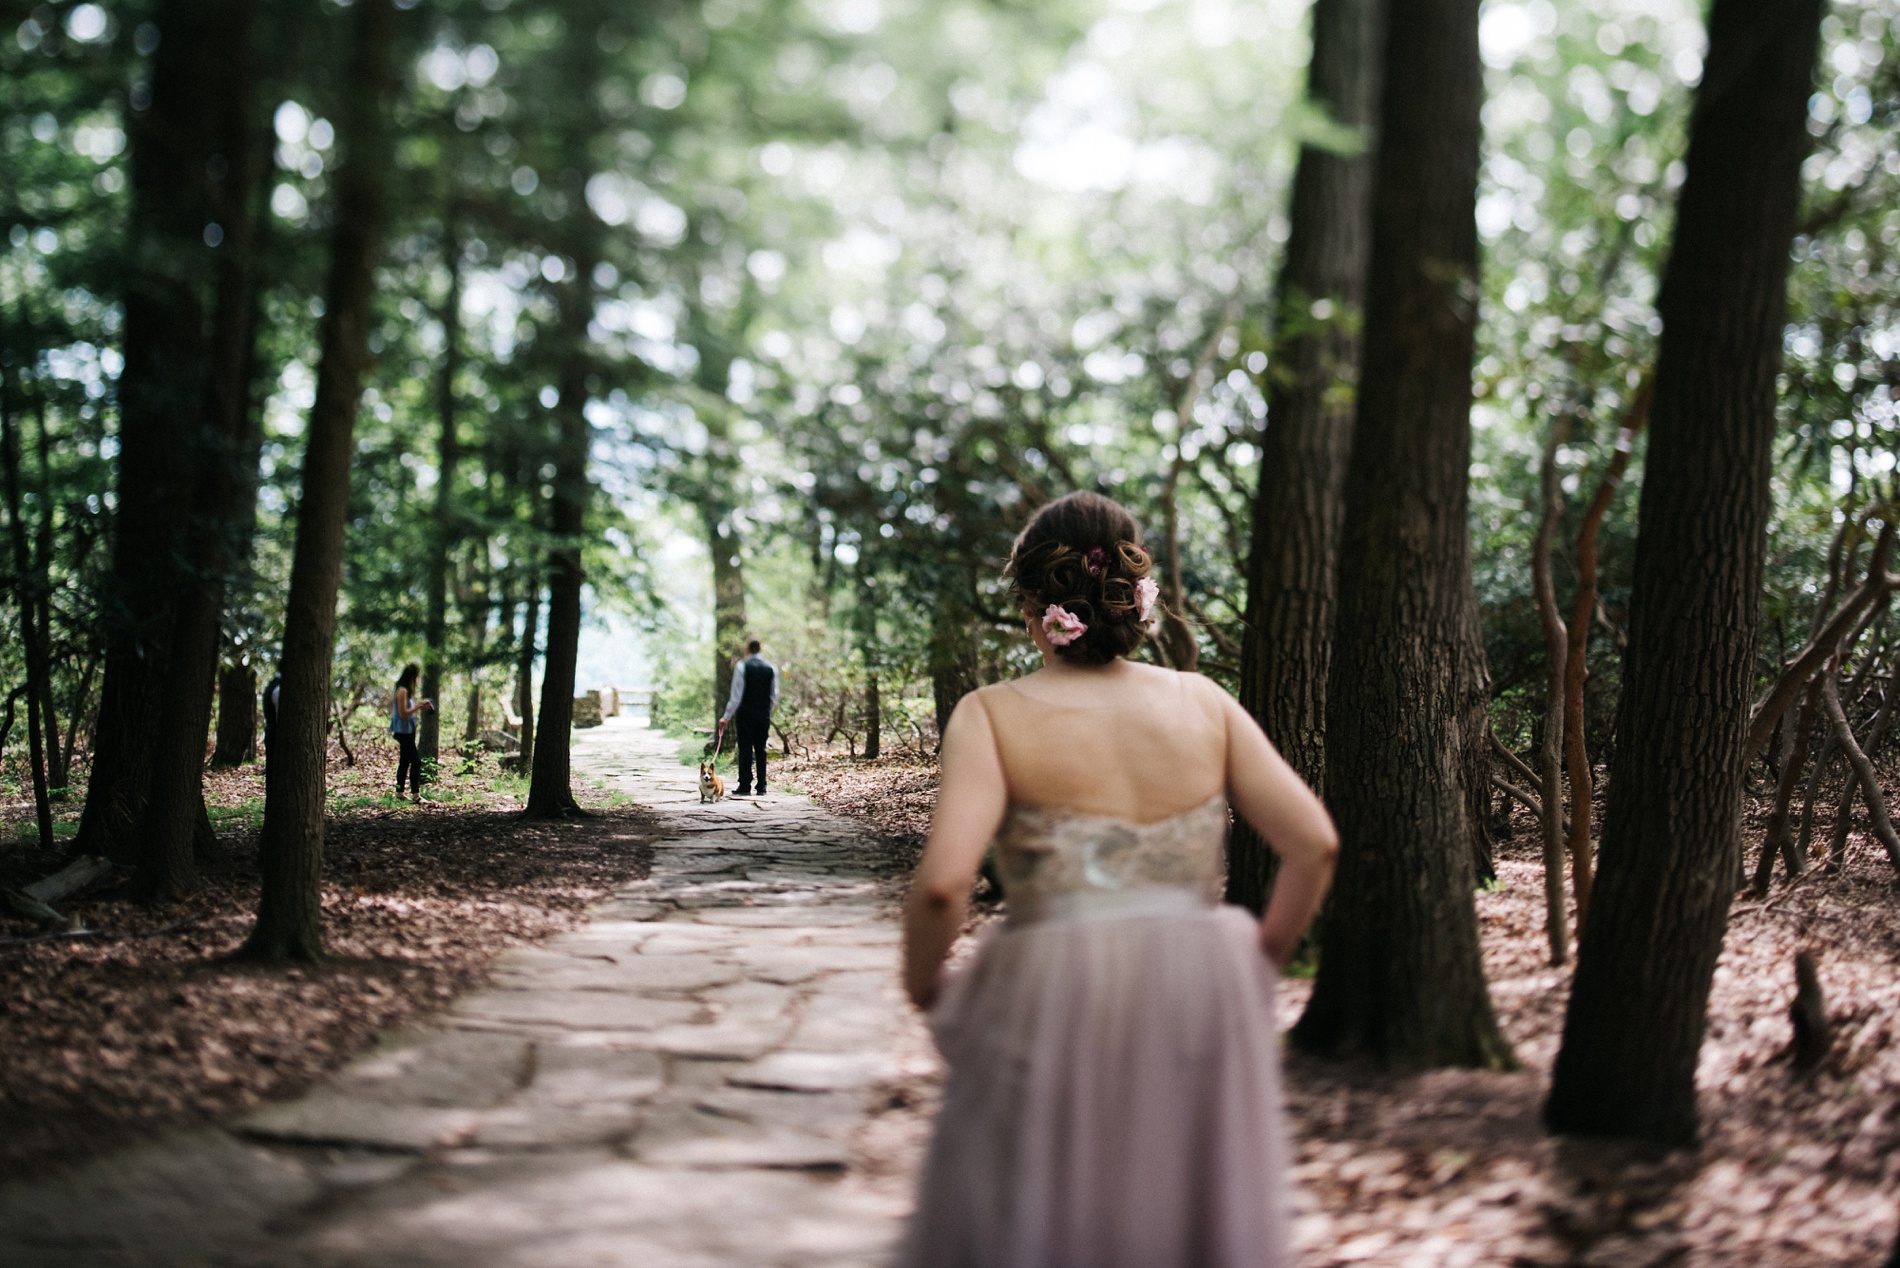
[720, 638, 780, 797]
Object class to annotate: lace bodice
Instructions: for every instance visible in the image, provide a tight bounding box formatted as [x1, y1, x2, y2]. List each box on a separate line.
[993, 795, 1229, 922]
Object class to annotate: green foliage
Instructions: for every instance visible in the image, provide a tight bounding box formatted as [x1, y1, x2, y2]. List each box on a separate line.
[1, 0, 1895, 795]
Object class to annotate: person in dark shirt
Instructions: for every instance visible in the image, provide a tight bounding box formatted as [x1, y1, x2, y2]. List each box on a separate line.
[388, 663, 434, 802]
[262, 670, 282, 758]
[720, 638, 780, 797]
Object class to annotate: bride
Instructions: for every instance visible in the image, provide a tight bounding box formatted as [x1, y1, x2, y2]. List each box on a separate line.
[899, 490, 1338, 1268]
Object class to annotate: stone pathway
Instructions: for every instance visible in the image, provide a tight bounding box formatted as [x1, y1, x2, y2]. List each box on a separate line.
[0, 719, 937, 1267]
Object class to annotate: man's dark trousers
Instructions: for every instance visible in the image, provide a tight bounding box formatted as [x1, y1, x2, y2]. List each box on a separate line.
[736, 719, 769, 794]
[733, 655, 775, 793]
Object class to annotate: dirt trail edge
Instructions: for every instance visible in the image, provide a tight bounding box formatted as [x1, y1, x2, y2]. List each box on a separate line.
[0, 717, 938, 1268]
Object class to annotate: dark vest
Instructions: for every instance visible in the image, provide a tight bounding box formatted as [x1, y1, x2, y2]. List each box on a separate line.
[737, 659, 774, 724]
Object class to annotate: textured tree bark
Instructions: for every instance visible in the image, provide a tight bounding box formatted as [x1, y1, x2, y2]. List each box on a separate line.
[72, 0, 228, 863]
[1531, 418, 1570, 965]
[709, 512, 747, 720]
[420, 226, 462, 768]
[524, 20, 605, 820]
[212, 662, 257, 767]
[241, 0, 393, 960]
[1226, 0, 1381, 913]
[863, 671, 881, 761]
[133, 0, 263, 901]
[1287, 0, 1510, 1070]
[1544, 0, 1822, 1145]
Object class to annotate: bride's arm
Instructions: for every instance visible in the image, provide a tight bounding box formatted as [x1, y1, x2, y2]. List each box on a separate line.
[1212, 686, 1339, 968]
[903, 693, 1008, 1009]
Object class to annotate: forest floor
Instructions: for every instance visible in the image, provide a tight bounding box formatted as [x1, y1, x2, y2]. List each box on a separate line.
[793, 753, 1900, 1268]
[0, 736, 657, 1183]
[1, 738, 1895, 1264]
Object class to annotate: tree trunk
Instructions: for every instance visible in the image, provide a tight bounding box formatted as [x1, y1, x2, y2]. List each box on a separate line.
[241, 0, 393, 960]
[1821, 673, 1900, 873]
[523, 45, 605, 818]
[1531, 417, 1570, 965]
[29, 401, 62, 792]
[1, 390, 55, 849]
[212, 662, 257, 767]
[1227, 0, 1381, 913]
[515, 576, 539, 771]
[1544, 0, 1822, 1146]
[709, 511, 746, 719]
[73, 0, 230, 863]
[1561, 389, 1647, 925]
[929, 601, 979, 750]
[132, 0, 264, 901]
[1754, 678, 1822, 891]
[210, 147, 277, 773]
[1829, 665, 1898, 870]
[1288, 0, 1510, 1070]
[420, 225, 462, 767]
[863, 671, 881, 760]
[1455, 573, 1499, 887]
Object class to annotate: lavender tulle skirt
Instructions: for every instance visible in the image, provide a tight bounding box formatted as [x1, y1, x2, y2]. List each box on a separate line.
[899, 893, 1290, 1268]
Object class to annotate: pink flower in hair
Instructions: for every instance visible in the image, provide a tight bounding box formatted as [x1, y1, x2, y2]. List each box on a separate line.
[1085, 546, 1108, 576]
[1135, 577, 1160, 623]
[1042, 604, 1088, 647]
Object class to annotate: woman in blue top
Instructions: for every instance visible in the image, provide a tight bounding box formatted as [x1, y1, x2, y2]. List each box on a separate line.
[389, 663, 434, 802]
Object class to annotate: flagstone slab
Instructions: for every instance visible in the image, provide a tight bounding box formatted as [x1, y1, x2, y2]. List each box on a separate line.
[332, 1030, 532, 1107]
[449, 990, 701, 1032]
[518, 1045, 666, 1106]
[239, 1095, 483, 1151]
[694, 906, 881, 928]
[729, 1050, 902, 1093]
[474, 1102, 643, 1150]
[490, 953, 744, 995]
[635, 1017, 798, 1060]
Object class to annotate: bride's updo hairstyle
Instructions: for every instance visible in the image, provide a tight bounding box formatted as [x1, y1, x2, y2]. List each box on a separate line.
[1006, 490, 1155, 666]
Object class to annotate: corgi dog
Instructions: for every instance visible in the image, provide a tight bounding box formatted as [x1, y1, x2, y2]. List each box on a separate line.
[699, 760, 726, 803]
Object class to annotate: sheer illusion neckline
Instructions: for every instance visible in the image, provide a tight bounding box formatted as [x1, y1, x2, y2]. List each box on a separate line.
[1005, 791, 1226, 831]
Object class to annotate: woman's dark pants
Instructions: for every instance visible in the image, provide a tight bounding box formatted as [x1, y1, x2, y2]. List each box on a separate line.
[396, 731, 421, 797]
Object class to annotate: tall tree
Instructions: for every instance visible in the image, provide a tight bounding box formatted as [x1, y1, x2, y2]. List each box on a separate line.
[1288, 0, 1511, 1069]
[1, 376, 54, 848]
[523, 6, 609, 820]
[131, 0, 264, 900]
[419, 222, 463, 768]
[241, 0, 396, 960]
[72, 0, 229, 864]
[1226, 0, 1381, 913]
[1544, 0, 1823, 1145]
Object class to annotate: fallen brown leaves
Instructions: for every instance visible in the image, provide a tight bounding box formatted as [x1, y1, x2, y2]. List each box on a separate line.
[0, 740, 654, 1183]
[798, 749, 1900, 1267]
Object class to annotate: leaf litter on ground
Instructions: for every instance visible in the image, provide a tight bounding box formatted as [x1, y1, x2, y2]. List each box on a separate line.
[0, 737, 654, 1182]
